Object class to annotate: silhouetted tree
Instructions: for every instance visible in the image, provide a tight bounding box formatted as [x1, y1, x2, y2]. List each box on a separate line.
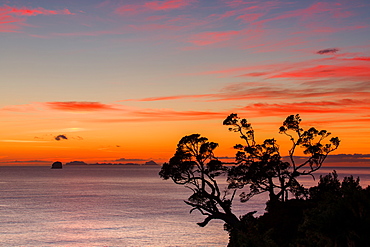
[224, 113, 340, 205]
[159, 134, 240, 228]
[159, 114, 341, 244]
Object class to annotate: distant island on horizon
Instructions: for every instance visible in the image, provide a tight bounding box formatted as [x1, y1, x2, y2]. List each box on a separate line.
[65, 160, 159, 166]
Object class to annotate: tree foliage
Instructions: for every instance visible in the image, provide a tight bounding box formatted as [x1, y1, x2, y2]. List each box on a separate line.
[224, 113, 340, 204]
[159, 114, 346, 243]
[159, 134, 239, 227]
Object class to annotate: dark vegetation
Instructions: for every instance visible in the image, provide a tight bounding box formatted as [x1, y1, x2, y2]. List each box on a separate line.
[159, 114, 370, 246]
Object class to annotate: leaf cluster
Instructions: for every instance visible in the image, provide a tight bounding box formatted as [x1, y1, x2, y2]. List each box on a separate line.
[159, 134, 239, 227]
[224, 113, 340, 203]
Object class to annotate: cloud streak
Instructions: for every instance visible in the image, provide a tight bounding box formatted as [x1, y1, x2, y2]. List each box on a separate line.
[188, 30, 241, 46]
[0, 4, 73, 32]
[239, 99, 370, 115]
[115, 0, 194, 15]
[270, 65, 370, 79]
[46, 102, 119, 112]
[91, 108, 228, 123]
[317, 48, 339, 55]
[123, 80, 370, 103]
[1, 5, 73, 16]
[121, 94, 212, 102]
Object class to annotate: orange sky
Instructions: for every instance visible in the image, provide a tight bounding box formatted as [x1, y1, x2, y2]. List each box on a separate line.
[0, 0, 369, 165]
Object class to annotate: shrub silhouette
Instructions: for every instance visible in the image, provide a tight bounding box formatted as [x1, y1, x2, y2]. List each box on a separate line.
[231, 172, 370, 247]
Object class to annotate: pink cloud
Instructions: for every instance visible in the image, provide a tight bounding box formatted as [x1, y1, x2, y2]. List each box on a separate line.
[208, 5, 260, 21]
[95, 97, 370, 123]
[224, 1, 259, 8]
[115, 4, 142, 15]
[201, 55, 370, 80]
[236, 13, 263, 23]
[248, 1, 363, 38]
[115, 0, 193, 15]
[188, 30, 241, 46]
[145, 0, 192, 11]
[271, 65, 370, 79]
[344, 57, 370, 62]
[258, 2, 351, 25]
[123, 78, 370, 104]
[240, 99, 370, 115]
[0, 14, 24, 32]
[0, 5, 73, 16]
[215, 83, 370, 102]
[0, 4, 73, 32]
[46, 102, 119, 112]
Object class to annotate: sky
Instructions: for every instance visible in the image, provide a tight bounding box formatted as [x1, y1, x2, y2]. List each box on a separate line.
[0, 0, 369, 166]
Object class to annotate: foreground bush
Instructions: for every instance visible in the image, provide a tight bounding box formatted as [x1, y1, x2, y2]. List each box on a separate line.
[228, 172, 370, 247]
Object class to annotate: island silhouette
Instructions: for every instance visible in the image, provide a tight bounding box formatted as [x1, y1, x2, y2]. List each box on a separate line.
[51, 161, 63, 169]
[65, 160, 158, 166]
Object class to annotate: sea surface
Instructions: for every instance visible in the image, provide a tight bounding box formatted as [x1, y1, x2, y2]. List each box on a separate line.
[0, 165, 369, 247]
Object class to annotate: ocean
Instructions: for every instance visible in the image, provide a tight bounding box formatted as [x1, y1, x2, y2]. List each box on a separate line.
[0, 165, 369, 247]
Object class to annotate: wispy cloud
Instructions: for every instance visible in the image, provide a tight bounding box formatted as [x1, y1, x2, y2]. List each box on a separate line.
[121, 80, 370, 105]
[255, 2, 353, 26]
[270, 65, 370, 79]
[239, 99, 370, 115]
[0, 4, 73, 32]
[0, 14, 24, 32]
[92, 108, 228, 123]
[45, 101, 119, 112]
[236, 13, 263, 23]
[115, 0, 194, 15]
[343, 57, 370, 62]
[1, 5, 73, 16]
[188, 30, 241, 46]
[121, 94, 212, 102]
[317, 48, 339, 55]
[197, 52, 370, 81]
[145, 0, 194, 11]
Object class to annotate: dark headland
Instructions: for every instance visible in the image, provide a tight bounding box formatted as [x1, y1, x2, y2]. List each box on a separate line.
[65, 160, 158, 166]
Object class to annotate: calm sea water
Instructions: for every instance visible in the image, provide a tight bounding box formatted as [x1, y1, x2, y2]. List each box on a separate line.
[0, 165, 369, 247]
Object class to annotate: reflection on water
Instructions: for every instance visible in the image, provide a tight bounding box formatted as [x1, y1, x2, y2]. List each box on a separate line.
[0, 166, 229, 246]
[0, 165, 369, 246]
